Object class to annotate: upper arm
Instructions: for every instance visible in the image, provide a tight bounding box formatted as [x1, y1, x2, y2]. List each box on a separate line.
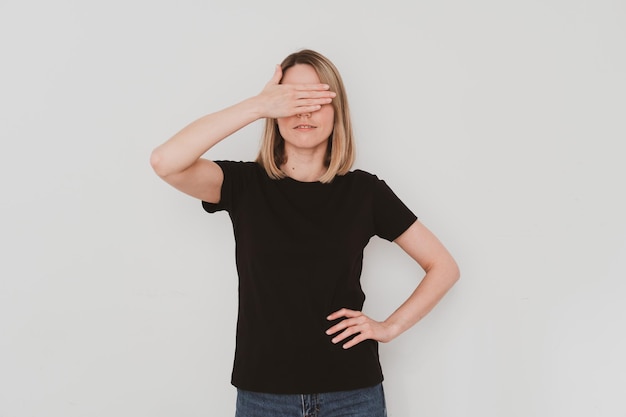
[156, 158, 224, 203]
[394, 220, 460, 278]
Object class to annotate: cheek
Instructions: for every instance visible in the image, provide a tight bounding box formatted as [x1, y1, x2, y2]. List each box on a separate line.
[318, 105, 335, 123]
[276, 118, 289, 137]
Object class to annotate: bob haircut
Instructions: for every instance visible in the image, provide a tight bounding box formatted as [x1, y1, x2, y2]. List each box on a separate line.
[255, 49, 355, 183]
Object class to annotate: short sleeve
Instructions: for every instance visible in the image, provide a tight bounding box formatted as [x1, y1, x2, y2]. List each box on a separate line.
[201, 160, 254, 213]
[372, 178, 418, 241]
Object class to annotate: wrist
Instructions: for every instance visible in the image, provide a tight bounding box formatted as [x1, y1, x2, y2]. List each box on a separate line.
[382, 320, 404, 342]
[242, 95, 268, 120]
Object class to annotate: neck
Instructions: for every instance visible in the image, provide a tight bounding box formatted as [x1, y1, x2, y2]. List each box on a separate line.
[280, 140, 329, 182]
[280, 161, 327, 182]
[280, 151, 327, 182]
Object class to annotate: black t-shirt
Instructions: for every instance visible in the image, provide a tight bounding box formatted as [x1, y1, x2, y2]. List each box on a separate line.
[202, 161, 417, 394]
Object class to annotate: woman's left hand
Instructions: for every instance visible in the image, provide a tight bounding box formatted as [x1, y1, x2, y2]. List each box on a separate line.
[325, 308, 397, 349]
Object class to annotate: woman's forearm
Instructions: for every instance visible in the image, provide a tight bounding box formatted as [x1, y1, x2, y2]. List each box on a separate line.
[150, 96, 263, 178]
[383, 261, 460, 340]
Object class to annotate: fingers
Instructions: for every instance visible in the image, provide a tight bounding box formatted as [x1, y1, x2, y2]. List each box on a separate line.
[284, 94, 331, 116]
[262, 90, 334, 119]
[266, 65, 332, 93]
[326, 308, 361, 321]
[326, 309, 387, 349]
[326, 314, 366, 340]
[286, 93, 334, 115]
[294, 90, 336, 100]
[280, 88, 335, 111]
[293, 83, 332, 92]
[257, 66, 337, 119]
[340, 333, 369, 350]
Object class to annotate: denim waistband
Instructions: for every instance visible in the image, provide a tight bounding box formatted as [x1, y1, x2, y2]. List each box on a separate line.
[235, 383, 386, 417]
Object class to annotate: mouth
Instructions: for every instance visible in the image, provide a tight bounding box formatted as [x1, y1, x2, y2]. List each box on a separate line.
[294, 124, 316, 130]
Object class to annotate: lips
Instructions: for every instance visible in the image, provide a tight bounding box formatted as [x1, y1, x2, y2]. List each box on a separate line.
[294, 124, 316, 129]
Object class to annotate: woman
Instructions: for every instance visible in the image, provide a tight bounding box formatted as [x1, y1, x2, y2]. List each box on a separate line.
[151, 49, 459, 417]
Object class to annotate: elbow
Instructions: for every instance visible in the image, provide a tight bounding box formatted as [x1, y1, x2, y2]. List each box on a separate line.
[451, 261, 461, 283]
[446, 252, 461, 279]
[423, 256, 460, 287]
[436, 256, 460, 286]
[150, 147, 171, 178]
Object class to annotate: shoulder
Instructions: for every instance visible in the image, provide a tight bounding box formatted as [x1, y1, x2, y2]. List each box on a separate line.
[342, 168, 378, 180]
[201, 161, 264, 212]
[215, 160, 260, 171]
[338, 169, 383, 186]
[340, 169, 408, 201]
[213, 161, 268, 195]
[215, 160, 266, 179]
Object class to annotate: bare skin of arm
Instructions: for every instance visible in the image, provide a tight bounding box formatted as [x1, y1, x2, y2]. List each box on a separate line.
[326, 220, 460, 349]
[150, 65, 336, 202]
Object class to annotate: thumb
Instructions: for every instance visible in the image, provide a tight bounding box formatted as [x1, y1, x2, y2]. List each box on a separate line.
[267, 64, 283, 86]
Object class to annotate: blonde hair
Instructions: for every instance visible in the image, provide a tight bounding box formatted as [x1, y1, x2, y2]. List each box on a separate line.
[255, 49, 355, 183]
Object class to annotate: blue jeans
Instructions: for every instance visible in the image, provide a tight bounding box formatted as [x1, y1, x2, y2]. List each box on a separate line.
[235, 383, 386, 417]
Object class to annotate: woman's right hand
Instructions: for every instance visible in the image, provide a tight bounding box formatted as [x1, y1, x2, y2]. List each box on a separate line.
[255, 65, 336, 119]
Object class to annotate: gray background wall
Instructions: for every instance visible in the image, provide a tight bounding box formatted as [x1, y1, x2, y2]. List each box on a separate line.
[1, 1, 625, 416]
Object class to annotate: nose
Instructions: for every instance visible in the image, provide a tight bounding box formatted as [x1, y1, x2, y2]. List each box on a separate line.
[296, 111, 311, 118]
